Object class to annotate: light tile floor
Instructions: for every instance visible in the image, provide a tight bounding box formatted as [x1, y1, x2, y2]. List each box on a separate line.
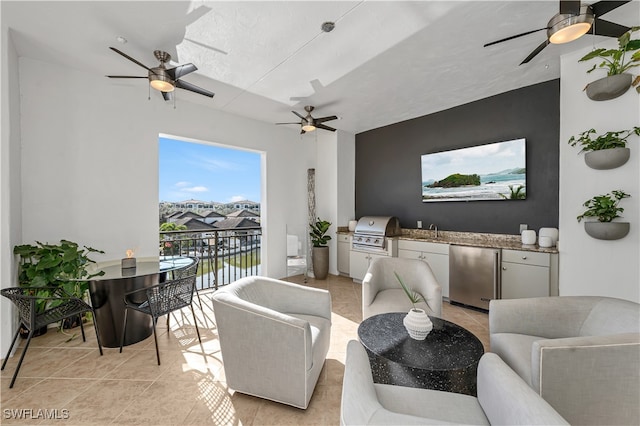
[1, 274, 489, 425]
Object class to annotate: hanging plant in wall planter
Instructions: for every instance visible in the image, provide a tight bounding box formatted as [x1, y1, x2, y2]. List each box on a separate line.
[577, 190, 630, 240]
[568, 127, 640, 169]
[579, 27, 640, 101]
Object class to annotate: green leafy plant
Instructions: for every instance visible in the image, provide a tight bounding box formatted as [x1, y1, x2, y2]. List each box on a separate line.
[394, 271, 432, 312]
[579, 27, 640, 92]
[568, 127, 640, 153]
[499, 185, 526, 200]
[309, 218, 332, 247]
[576, 190, 630, 223]
[14, 240, 104, 307]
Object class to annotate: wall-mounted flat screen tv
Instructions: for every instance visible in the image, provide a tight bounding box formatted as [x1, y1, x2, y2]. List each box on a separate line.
[421, 138, 526, 202]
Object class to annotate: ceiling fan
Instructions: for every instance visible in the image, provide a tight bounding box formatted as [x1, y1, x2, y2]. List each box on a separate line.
[484, 0, 631, 65]
[276, 106, 338, 134]
[106, 47, 214, 100]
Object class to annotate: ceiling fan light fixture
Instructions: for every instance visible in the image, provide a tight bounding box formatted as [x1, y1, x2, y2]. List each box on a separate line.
[547, 8, 594, 44]
[302, 123, 316, 132]
[149, 68, 175, 92]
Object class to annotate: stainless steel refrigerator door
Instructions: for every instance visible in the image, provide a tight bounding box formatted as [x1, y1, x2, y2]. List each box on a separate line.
[449, 245, 501, 310]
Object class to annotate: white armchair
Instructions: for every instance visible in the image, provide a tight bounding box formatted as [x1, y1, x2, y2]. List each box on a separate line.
[490, 296, 640, 425]
[211, 276, 331, 409]
[340, 340, 567, 425]
[362, 257, 442, 320]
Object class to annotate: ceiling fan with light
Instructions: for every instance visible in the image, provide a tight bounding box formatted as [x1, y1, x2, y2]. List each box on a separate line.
[276, 106, 338, 134]
[484, 0, 632, 65]
[106, 47, 214, 100]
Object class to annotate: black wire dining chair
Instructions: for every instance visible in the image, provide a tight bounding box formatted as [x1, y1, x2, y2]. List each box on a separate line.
[1, 286, 103, 388]
[119, 273, 203, 365]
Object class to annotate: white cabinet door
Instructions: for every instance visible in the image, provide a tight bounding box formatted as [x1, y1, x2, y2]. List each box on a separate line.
[501, 249, 551, 299]
[349, 251, 370, 282]
[422, 252, 450, 298]
[337, 239, 350, 275]
[398, 242, 450, 298]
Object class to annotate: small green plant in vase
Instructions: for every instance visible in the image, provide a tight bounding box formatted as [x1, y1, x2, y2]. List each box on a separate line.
[568, 127, 639, 169]
[577, 190, 630, 240]
[395, 271, 433, 340]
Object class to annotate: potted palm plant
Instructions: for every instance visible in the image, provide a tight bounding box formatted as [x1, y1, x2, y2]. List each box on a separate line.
[395, 271, 433, 340]
[577, 190, 630, 240]
[309, 217, 332, 280]
[568, 126, 639, 169]
[579, 27, 640, 101]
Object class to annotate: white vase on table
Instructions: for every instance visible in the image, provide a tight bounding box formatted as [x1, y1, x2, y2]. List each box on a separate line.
[403, 308, 433, 340]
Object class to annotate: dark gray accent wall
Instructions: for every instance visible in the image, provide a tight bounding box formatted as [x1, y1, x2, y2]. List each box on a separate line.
[355, 79, 559, 234]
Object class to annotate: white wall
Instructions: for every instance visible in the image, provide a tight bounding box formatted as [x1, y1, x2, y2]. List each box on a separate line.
[1, 27, 23, 356]
[559, 42, 639, 303]
[17, 56, 317, 280]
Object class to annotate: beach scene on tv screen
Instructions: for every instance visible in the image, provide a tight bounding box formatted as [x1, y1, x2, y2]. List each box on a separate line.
[421, 138, 526, 202]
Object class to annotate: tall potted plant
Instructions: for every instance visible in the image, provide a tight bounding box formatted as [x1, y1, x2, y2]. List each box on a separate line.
[577, 190, 630, 240]
[568, 126, 640, 169]
[579, 27, 640, 100]
[309, 218, 332, 280]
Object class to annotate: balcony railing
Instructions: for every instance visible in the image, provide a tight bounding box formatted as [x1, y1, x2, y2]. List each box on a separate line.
[160, 227, 262, 291]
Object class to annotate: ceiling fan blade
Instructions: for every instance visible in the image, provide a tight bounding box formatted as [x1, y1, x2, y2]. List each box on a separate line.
[292, 110, 306, 120]
[175, 79, 214, 98]
[315, 123, 336, 132]
[520, 39, 550, 65]
[109, 47, 150, 70]
[591, 0, 631, 17]
[559, 0, 581, 15]
[167, 63, 197, 80]
[593, 19, 631, 38]
[275, 122, 301, 125]
[162, 91, 172, 101]
[314, 115, 338, 124]
[106, 75, 148, 79]
[484, 27, 548, 47]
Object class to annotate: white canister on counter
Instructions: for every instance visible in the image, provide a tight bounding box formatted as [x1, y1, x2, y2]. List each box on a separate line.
[539, 236, 553, 247]
[348, 220, 357, 232]
[539, 227, 559, 246]
[521, 230, 537, 245]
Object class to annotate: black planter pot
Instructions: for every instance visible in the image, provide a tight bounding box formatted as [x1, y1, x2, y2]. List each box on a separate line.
[19, 324, 48, 338]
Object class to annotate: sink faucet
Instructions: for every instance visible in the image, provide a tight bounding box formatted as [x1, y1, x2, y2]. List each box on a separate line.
[429, 223, 438, 238]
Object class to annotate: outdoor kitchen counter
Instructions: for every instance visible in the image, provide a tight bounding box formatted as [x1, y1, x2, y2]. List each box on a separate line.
[336, 227, 558, 254]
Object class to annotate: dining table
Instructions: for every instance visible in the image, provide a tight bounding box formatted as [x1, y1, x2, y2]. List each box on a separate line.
[88, 256, 195, 348]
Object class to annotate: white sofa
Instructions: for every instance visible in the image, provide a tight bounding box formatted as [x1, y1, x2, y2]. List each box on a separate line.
[211, 276, 331, 409]
[362, 257, 442, 320]
[490, 296, 640, 425]
[340, 340, 568, 425]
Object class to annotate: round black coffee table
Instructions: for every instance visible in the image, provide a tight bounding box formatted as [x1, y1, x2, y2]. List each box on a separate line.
[358, 312, 484, 395]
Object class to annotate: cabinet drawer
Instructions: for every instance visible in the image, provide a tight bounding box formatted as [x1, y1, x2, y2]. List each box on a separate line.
[398, 239, 448, 254]
[502, 249, 549, 267]
[337, 233, 351, 243]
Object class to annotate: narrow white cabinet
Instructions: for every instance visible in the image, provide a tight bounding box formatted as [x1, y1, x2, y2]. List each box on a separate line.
[350, 240, 398, 282]
[501, 249, 559, 299]
[337, 233, 350, 276]
[398, 240, 450, 298]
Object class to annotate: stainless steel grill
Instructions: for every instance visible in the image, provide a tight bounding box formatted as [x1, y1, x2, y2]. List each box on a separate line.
[352, 216, 401, 252]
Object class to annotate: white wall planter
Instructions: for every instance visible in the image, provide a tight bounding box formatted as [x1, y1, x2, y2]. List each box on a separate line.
[585, 74, 632, 101]
[584, 222, 630, 240]
[584, 147, 630, 170]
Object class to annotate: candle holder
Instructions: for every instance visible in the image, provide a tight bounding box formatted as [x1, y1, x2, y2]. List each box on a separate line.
[121, 257, 136, 269]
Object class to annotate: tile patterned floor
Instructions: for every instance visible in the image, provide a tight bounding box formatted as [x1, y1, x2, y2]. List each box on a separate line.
[1, 274, 488, 425]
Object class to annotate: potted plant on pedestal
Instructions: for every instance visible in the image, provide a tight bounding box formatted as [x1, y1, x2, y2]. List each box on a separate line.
[579, 27, 640, 101]
[568, 126, 640, 169]
[13, 239, 104, 337]
[309, 218, 332, 280]
[577, 190, 630, 240]
[395, 271, 433, 340]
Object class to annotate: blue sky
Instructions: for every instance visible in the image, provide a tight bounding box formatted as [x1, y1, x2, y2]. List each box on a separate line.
[159, 137, 261, 203]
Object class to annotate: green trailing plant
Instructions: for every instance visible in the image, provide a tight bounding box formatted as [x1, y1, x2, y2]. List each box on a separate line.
[394, 271, 433, 312]
[577, 190, 630, 223]
[499, 185, 526, 200]
[568, 127, 640, 153]
[579, 27, 640, 92]
[309, 218, 332, 247]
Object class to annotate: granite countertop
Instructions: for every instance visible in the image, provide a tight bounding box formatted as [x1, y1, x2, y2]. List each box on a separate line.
[336, 227, 558, 254]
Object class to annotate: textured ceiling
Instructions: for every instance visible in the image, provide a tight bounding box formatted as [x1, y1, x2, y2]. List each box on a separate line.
[3, 1, 638, 134]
